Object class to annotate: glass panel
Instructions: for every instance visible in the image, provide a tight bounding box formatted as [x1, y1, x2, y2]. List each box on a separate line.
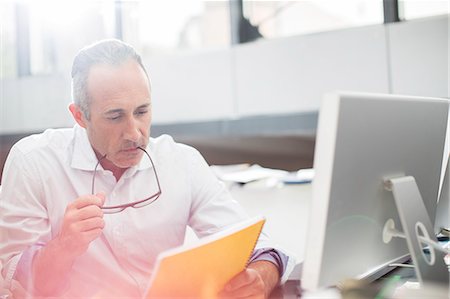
[121, 0, 231, 56]
[25, 1, 116, 75]
[0, 2, 17, 78]
[243, 0, 384, 39]
[400, 0, 449, 20]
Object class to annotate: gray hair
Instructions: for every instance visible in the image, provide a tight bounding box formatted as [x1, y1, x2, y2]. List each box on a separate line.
[71, 39, 150, 119]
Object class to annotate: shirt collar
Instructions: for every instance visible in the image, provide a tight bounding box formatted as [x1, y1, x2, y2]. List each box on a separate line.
[71, 125, 98, 171]
[70, 125, 153, 173]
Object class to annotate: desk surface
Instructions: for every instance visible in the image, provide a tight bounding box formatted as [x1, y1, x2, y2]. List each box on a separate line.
[231, 183, 312, 270]
[230, 183, 310, 298]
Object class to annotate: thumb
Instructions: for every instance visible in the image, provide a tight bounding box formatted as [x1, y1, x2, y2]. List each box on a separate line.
[96, 192, 106, 206]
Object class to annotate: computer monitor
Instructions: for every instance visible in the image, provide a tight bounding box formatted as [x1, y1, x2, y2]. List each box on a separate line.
[435, 154, 449, 234]
[302, 91, 449, 290]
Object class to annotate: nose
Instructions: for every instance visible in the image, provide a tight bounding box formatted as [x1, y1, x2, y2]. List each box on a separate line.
[123, 117, 141, 143]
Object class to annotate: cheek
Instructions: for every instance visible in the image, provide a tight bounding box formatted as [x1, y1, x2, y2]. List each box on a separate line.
[142, 124, 150, 135]
[141, 117, 152, 135]
[91, 125, 120, 147]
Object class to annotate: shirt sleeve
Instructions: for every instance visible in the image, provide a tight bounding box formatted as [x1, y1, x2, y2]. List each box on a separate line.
[13, 243, 43, 291]
[14, 242, 70, 295]
[186, 147, 249, 237]
[249, 247, 288, 276]
[0, 146, 51, 292]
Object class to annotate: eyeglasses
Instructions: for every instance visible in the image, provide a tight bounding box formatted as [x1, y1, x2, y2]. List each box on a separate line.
[91, 147, 162, 214]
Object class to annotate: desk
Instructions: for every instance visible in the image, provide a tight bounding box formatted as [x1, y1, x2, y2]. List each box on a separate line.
[230, 182, 312, 276]
[271, 280, 301, 298]
[230, 183, 310, 298]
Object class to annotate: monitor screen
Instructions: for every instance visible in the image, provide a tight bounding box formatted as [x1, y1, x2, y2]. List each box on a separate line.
[302, 91, 449, 290]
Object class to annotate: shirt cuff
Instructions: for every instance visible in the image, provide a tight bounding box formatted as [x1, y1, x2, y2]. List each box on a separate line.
[13, 243, 44, 291]
[249, 247, 289, 279]
[13, 242, 70, 296]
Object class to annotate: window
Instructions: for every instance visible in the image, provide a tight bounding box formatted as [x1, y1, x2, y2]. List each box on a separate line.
[0, 2, 17, 78]
[120, 0, 231, 56]
[17, 1, 116, 76]
[243, 0, 384, 39]
[399, 0, 449, 20]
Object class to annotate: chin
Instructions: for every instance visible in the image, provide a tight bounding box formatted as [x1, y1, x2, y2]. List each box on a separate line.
[115, 161, 136, 168]
[113, 160, 139, 169]
[114, 152, 143, 168]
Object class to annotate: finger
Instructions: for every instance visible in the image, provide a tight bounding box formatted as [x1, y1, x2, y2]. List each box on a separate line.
[82, 228, 104, 243]
[96, 192, 106, 206]
[225, 269, 256, 292]
[70, 195, 104, 209]
[74, 217, 105, 232]
[77, 205, 104, 221]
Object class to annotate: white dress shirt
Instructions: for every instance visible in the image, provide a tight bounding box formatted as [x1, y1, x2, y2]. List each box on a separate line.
[0, 125, 294, 298]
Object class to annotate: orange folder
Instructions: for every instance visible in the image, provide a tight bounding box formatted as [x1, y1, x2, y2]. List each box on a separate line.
[145, 216, 266, 299]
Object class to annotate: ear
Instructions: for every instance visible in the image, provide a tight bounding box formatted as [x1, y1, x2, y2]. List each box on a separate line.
[69, 103, 87, 128]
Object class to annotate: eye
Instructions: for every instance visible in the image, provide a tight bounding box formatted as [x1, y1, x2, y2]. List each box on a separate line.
[107, 114, 122, 121]
[135, 110, 148, 116]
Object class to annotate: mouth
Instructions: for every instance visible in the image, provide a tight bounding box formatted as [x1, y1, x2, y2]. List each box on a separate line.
[120, 147, 141, 154]
[119, 142, 146, 156]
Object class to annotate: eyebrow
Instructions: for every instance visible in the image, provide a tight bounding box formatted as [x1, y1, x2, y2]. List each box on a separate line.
[104, 109, 124, 116]
[103, 103, 151, 115]
[136, 103, 151, 110]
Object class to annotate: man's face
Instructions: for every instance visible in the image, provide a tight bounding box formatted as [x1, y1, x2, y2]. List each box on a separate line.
[83, 59, 152, 169]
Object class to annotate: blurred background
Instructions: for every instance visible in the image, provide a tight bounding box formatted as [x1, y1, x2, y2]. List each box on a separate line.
[0, 0, 449, 180]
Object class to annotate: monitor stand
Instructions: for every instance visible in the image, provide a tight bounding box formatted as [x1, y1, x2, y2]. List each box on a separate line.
[384, 176, 448, 287]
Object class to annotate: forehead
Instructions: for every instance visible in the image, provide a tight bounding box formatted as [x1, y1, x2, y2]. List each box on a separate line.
[87, 60, 150, 106]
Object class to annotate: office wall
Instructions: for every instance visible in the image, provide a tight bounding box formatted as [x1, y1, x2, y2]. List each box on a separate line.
[145, 51, 236, 124]
[0, 14, 447, 134]
[0, 76, 73, 134]
[388, 15, 448, 98]
[233, 25, 390, 116]
[142, 24, 391, 123]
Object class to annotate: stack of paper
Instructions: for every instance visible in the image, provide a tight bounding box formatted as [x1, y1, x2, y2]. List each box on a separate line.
[281, 168, 315, 184]
[211, 164, 288, 184]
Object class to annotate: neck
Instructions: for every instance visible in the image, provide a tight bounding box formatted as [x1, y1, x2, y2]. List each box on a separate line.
[102, 159, 127, 181]
[94, 150, 127, 182]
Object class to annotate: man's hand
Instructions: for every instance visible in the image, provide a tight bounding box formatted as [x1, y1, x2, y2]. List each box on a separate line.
[56, 193, 106, 257]
[219, 261, 280, 299]
[31, 193, 106, 295]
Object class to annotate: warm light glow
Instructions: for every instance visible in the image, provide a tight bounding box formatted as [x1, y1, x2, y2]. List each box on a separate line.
[27, 0, 94, 31]
[135, 0, 204, 48]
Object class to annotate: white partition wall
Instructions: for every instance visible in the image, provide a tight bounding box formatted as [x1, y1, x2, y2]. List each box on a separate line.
[388, 15, 448, 98]
[233, 25, 390, 117]
[145, 50, 235, 124]
[0, 75, 73, 134]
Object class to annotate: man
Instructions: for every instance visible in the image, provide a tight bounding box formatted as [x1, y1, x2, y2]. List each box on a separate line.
[0, 39, 294, 298]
